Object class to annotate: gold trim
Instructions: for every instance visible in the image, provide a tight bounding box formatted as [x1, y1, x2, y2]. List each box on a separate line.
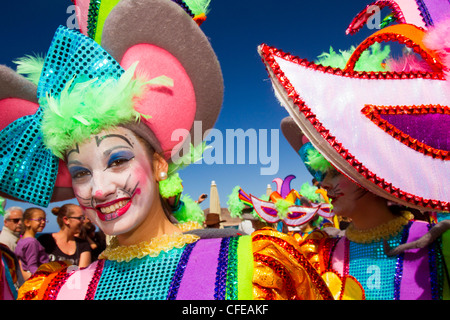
[99, 232, 200, 262]
[345, 211, 413, 244]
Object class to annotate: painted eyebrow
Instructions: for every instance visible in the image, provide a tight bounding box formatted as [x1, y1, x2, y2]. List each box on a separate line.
[96, 134, 133, 148]
[66, 144, 80, 159]
[103, 146, 134, 157]
[67, 160, 83, 166]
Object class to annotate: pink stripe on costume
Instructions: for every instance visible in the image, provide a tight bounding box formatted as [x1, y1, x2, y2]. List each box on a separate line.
[399, 221, 432, 300]
[56, 260, 101, 300]
[175, 238, 222, 300]
[330, 238, 346, 276]
[1, 260, 14, 300]
[396, 0, 427, 28]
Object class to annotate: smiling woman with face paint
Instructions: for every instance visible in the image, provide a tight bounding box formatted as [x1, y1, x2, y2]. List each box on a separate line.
[66, 128, 180, 246]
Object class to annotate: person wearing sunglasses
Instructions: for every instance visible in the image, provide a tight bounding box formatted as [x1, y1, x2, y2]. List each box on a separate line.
[38, 204, 91, 269]
[0, 206, 24, 251]
[14, 208, 49, 281]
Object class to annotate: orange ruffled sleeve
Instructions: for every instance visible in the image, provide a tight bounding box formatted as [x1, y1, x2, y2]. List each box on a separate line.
[298, 231, 366, 300]
[17, 261, 71, 300]
[251, 228, 334, 300]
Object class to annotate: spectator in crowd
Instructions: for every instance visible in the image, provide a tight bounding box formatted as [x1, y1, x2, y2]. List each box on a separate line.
[38, 204, 91, 268]
[76, 216, 106, 261]
[14, 208, 49, 280]
[0, 206, 24, 251]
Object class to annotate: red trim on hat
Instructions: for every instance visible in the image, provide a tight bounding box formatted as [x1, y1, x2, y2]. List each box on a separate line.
[260, 44, 449, 212]
[362, 104, 450, 160]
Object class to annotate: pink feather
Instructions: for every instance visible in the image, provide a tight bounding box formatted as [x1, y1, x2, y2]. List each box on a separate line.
[386, 53, 434, 73]
[424, 18, 450, 78]
[386, 18, 450, 80]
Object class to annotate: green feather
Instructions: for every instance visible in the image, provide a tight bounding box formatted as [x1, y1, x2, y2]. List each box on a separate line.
[274, 198, 291, 220]
[41, 63, 170, 158]
[159, 172, 184, 198]
[300, 182, 320, 203]
[183, 0, 211, 15]
[168, 142, 210, 175]
[14, 54, 45, 85]
[173, 194, 205, 224]
[305, 148, 333, 174]
[227, 186, 245, 218]
[316, 42, 391, 72]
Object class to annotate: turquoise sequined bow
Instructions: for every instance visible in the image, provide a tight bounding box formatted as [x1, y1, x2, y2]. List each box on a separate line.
[0, 26, 125, 207]
[0, 108, 58, 207]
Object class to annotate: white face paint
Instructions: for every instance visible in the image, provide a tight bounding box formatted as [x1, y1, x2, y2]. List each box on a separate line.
[66, 127, 157, 236]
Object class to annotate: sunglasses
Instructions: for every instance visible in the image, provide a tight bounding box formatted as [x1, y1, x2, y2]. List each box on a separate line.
[6, 218, 21, 223]
[68, 216, 86, 221]
[29, 218, 49, 223]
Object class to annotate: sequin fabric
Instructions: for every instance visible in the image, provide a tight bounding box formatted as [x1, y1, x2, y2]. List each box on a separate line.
[348, 232, 403, 300]
[86, 0, 196, 44]
[92, 237, 241, 300]
[37, 26, 124, 100]
[87, 0, 101, 40]
[94, 247, 185, 300]
[0, 26, 124, 207]
[0, 108, 58, 207]
[225, 237, 239, 300]
[252, 229, 334, 300]
[166, 242, 196, 300]
[214, 237, 230, 300]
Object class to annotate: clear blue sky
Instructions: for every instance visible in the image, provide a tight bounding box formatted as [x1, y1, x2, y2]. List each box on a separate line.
[0, 0, 378, 233]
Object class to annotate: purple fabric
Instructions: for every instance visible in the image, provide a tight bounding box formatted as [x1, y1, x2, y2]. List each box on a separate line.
[399, 221, 432, 300]
[280, 175, 295, 198]
[14, 237, 49, 274]
[262, 206, 279, 217]
[421, 0, 450, 25]
[380, 113, 450, 151]
[175, 238, 222, 300]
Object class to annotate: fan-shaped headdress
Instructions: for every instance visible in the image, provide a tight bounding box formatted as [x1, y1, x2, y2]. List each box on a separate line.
[260, 0, 450, 212]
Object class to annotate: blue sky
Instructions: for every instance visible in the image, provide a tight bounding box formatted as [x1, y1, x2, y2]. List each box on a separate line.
[0, 0, 377, 233]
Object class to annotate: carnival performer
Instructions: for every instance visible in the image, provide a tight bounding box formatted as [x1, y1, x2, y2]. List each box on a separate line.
[0, 0, 336, 300]
[261, 1, 450, 300]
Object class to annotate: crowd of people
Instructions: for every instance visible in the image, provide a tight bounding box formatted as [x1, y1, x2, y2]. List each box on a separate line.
[0, 204, 107, 285]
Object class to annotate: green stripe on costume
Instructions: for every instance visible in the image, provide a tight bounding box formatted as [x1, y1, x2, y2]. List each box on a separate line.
[94, 0, 121, 44]
[441, 230, 450, 300]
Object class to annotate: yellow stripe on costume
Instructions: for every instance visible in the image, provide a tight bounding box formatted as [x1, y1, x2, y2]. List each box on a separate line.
[237, 235, 254, 300]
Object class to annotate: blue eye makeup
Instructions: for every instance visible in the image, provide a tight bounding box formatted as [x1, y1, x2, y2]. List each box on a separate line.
[107, 150, 135, 168]
[69, 166, 91, 179]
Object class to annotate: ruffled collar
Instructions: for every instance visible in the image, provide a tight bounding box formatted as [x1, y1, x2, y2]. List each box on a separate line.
[345, 211, 413, 244]
[99, 223, 201, 262]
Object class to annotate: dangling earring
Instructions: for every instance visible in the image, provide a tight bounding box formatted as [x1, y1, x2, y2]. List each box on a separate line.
[159, 171, 168, 181]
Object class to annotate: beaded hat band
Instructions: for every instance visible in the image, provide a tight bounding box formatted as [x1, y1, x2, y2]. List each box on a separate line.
[260, 1, 450, 212]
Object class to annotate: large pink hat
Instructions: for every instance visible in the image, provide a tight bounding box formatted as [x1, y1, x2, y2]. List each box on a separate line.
[259, 1, 450, 212]
[0, 0, 223, 207]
